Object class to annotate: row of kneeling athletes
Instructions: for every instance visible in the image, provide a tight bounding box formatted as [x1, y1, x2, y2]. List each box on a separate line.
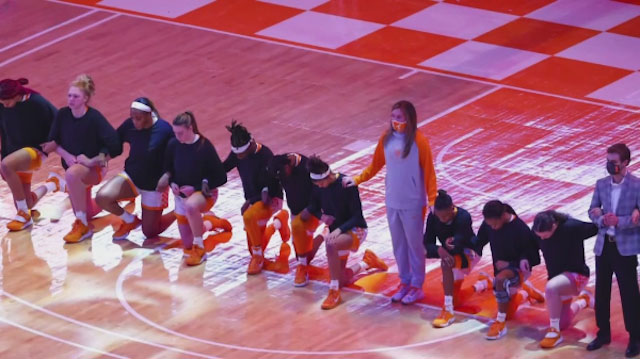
[1, 76, 639, 355]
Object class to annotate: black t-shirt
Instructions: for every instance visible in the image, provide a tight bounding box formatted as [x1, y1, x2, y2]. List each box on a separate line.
[306, 173, 367, 233]
[475, 208, 540, 274]
[117, 117, 174, 191]
[534, 218, 597, 279]
[278, 154, 318, 217]
[0, 93, 57, 158]
[48, 107, 122, 168]
[223, 143, 283, 204]
[424, 207, 476, 258]
[164, 136, 227, 190]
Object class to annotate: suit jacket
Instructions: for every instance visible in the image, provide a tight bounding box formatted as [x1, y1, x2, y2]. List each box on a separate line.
[589, 172, 640, 256]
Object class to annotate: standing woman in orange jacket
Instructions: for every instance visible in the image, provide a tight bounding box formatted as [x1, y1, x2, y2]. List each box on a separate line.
[344, 100, 437, 304]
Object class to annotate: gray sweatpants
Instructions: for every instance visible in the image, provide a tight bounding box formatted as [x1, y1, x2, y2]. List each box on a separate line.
[387, 207, 426, 288]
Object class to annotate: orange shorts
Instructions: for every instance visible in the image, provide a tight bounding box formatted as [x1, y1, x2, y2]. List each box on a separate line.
[16, 147, 45, 184]
[174, 189, 217, 225]
[337, 227, 368, 259]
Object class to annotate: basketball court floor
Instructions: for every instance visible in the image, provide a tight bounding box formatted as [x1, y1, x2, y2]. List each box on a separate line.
[1, 0, 640, 357]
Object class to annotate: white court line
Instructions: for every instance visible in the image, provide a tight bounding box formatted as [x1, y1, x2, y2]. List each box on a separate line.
[0, 10, 98, 53]
[44, 0, 640, 114]
[115, 249, 486, 356]
[1, 289, 223, 359]
[0, 316, 131, 359]
[0, 14, 119, 68]
[435, 128, 487, 198]
[398, 69, 418, 80]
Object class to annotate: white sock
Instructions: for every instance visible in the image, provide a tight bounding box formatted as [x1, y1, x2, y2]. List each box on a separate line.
[203, 219, 213, 231]
[571, 298, 587, 313]
[16, 200, 28, 212]
[252, 246, 263, 257]
[76, 211, 88, 226]
[193, 236, 203, 248]
[120, 211, 135, 223]
[273, 218, 281, 230]
[474, 279, 488, 292]
[444, 295, 454, 313]
[550, 318, 560, 331]
[329, 280, 339, 290]
[496, 312, 506, 323]
[298, 256, 308, 266]
[349, 262, 366, 275]
[45, 182, 57, 192]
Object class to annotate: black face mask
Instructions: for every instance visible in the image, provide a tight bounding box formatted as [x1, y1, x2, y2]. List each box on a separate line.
[607, 160, 621, 175]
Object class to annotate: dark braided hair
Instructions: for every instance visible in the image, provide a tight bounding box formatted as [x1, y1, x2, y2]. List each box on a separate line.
[226, 120, 251, 148]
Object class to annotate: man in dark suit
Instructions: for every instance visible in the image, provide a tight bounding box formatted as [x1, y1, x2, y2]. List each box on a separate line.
[588, 143, 640, 357]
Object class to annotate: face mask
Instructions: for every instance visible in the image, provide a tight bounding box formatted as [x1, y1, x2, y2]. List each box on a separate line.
[607, 160, 621, 175]
[392, 120, 406, 133]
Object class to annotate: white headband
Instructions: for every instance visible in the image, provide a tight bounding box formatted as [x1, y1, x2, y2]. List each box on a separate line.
[310, 169, 331, 180]
[231, 139, 251, 154]
[131, 101, 152, 112]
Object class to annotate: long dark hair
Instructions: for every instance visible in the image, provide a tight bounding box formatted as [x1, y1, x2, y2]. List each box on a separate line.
[482, 200, 516, 219]
[532, 210, 568, 232]
[384, 100, 417, 158]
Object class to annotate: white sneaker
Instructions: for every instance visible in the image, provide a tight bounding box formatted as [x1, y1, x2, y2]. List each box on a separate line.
[391, 284, 410, 302]
[401, 286, 425, 305]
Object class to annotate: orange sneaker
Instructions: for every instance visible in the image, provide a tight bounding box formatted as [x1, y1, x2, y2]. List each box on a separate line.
[185, 245, 207, 266]
[273, 242, 291, 273]
[524, 281, 545, 304]
[432, 309, 455, 328]
[247, 254, 264, 275]
[203, 213, 232, 232]
[294, 264, 309, 287]
[363, 249, 388, 271]
[7, 210, 33, 231]
[321, 289, 342, 310]
[46, 172, 66, 192]
[30, 209, 41, 221]
[63, 219, 93, 243]
[274, 210, 290, 241]
[113, 216, 142, 240]
[485, 320, 507, 340]
[540, 327, 563, 348]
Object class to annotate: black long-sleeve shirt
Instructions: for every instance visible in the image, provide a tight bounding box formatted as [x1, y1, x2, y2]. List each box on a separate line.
[223, 143, 283, 203]
[424, 207, 476, 258]
[306, 173, 367, 233]
[164, 137, 227, 190]
[117, 118, 174, 191]
[0, 93, 57, 158]
[278, 154, 319, 217]
[48, 107, 122, 168]
[534, 218, 597, 279]
[475, 208, 540, 274]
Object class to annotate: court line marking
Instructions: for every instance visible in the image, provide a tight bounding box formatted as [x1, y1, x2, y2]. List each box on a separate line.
[435, 128, 488, 198]
[1, 259, 223, 359]
[115, 249, 486, 356]
[0, 316, 131, 359]
[0, 13, 119, 68]
[45, 0, 640, 114]
[0, 9, 99, 53]
[398, 69, 418, 80]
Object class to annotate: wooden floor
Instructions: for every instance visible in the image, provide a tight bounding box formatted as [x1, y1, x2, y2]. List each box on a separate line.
[1, 0, 639, 358]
